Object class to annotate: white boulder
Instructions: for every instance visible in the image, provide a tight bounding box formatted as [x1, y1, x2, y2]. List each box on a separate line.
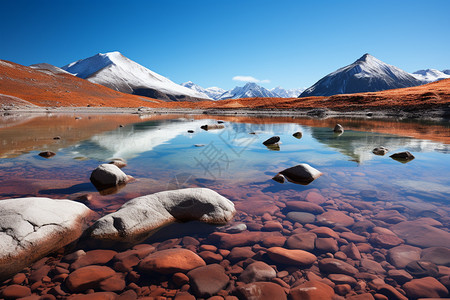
[90, 163, 128, 187]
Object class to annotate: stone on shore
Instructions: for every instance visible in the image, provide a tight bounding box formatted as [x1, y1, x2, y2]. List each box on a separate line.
[88, 188, 235, 244]
[0, 197, 93, 281]
[277, 163, 322, 185]
[138, 248, 205, 274]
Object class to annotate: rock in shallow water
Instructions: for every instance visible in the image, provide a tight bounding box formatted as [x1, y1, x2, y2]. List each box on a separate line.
[263, 136, 280, 145]
[88, 188, 235, 244]
[0, 197, 93, 281]
[235, 282, 287, 300]
[276, 163, 322, 185]
[90, 163, 129, 188]
[372, 146, 389, 155]
[390, 151, 415, 163]
[138, 248, 205, 274]
[187, 264, 229, 297]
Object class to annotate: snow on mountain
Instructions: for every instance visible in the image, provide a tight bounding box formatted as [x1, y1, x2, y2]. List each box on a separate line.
[61, 52, 210, 101]
[271, 86, 305, 98]
[412, 69, 450, 83]
[218, 82, 278, 100]
[181, 81, 224, 100]
[299, 53, 423, 97]
[29, 63, 72, 75]
[443, 70, 450, 75]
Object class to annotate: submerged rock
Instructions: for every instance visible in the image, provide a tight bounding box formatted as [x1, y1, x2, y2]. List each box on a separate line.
[390, 151, 415, 163]
[138, 248, 205, 274]
[90, 164, 129, 189]
[333, 124, 344, 133]
[235, 282, 287, 300]
[372, 146, 389, 155]
[0, 197, 93, 281]
[276, 163, 322, 185]
[262, 136, 280, 145]
[87, 188, 235, 244]
[187, 264, 229, 297]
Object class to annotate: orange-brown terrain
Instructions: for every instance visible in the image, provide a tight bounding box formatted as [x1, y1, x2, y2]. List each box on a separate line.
[0, 59, 449, 112]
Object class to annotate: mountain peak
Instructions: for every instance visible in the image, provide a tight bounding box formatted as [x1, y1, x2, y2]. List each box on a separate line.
[356, 53, 375, 63]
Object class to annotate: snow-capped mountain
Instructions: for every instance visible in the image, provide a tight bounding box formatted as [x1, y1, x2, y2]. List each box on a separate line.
[61, 52, 210, 101]
[443, 70, 450, 75]
[299, 53, 423, 97]
[29, 63, 72, 75]
[218, 82, 278, 100]
[412, 69, 450, 83]
[181, 81, 225, 100]
[271, 86, 305, 98]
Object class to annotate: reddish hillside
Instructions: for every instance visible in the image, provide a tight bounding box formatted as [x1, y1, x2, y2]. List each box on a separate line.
[0, 60, 164, 107]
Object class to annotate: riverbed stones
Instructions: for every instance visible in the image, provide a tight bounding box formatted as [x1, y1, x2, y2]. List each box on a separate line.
[187, 264, 229, 298]
[405, 260, 439, 278]
[317, 210, 355, 227]
[285, 201, 325, 214]
[421, 247, 450, 266]
[318, 258, 358, 276]
[286, 211, 315, 224]
[88, 188, 235, 243]
[1, 285, 32, 299]
[390, 221, 450, 248]
[388, 245, 422, 268]
[65, 265, 116, 292]
[262, 136, 280, 145]
[290, 280, 335, 300]
[267, 247, 317, 266]
[239, 261, 276, 283]
[138, 248, 205, 274]
[0, 197, 93, 281]
[277, 163, 322, 185]
[403, 277, 449, 299]
[286, 233, 317, 251]
[235, 282, 287, 300]
[90, 163, 128, 187]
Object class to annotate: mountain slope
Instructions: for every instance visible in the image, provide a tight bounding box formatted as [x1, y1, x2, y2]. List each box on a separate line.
[271, 86, 305, 98]
[62, 52, 210, 101]
[0, 59, 163, 108]
[30, 63, 72, 75]
[181, 81, 223, 100]
[218, 82, 278, 100]
[299, 54, 423, 97]
[412, 69, 450, 83]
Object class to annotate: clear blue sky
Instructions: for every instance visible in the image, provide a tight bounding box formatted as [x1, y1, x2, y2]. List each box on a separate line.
[1, 0, 449, 90]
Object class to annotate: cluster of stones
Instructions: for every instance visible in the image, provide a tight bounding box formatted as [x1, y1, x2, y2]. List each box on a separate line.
[1, 186, 449, 299]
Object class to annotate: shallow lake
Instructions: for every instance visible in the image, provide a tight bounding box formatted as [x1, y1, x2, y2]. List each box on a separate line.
[1, 112, 450, 297]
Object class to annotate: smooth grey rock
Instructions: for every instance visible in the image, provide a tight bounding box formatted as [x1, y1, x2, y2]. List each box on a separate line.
[88, 188, 235, 244]
[90, 164, 128, 187]
[286, 212, 316, 224]
[0, 197, 92, 281]
[226, 223, 247, 233]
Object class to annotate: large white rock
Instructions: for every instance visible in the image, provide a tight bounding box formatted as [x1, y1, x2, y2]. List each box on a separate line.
[88, 188, 235, 243]
[0, 197, 93, 281]
[277, 163, 322, 185]
[90, 163, 128, 187]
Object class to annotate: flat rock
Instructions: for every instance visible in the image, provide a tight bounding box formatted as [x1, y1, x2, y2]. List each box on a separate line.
[405, 260, 439, 278]
[278, 163, 322, 185]
[0, 197, 92, 281]
[360, 259, 385, 274]
[187, 264, 229, 298]
[71, 250, 117, 269]
[66, 265, 116, 292]
[286, 233, 317, 251]
[285, 201, 324, 214]
[235, 282, 287, 300]
[388, 245, 422, 268]
[239, 261, 276, 283]
[317, 211, 354, 227]
[318, 258, 358, 275]
[267, 247, 317, 266]
[138, 248, 205, 274]
[290, 280, 335, 300]
[421, 247, 450, 266]
[391, 221, 450, 248]
[315, 237, 338, 253]
[370, 233, 404, 248]
[328, 274, 357, 286]
[403, 277, 449, 299]
[310, 227, 339, 239]
[88, 188, 235, 244]
[286, 212, 315, 224]
[211, 231, 282, 249]
[1, 284, 32, 298]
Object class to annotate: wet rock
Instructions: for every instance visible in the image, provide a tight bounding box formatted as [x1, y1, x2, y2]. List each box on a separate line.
[370, 233, 404, 248]
[388, 245, 422, 268]
[347, 293, 375, 300]
[211, 231, 282, 249]
[290, 280, 335, 300]
[372, 146, 389, 155]
[198, 251, 222, 264]
[263, 136, 280, 145]
[235, 282, 287, 300]
[391, 221, 450, 248]
[0, 197, 92, 281]
[109, 158, 127, 168]
[310, 227, 339, 239]
[374, 210, 407, 224]
[226, 223, 247, 233]
[194, 144, 205, 147]
[265, 143, 280, 151]
[333, 124, 344, 133]
[286, 233, 317, 251]
[187, 130, 194, 133]
[328, 274, 357, 286]
[228, 247, 255, 262]
[421, 247, 450, 266]
[315, 238, 339, 253]
[66, 265, 116, 292]
[72, 249, 117, 269]
[361, 259, 385, 274]
[1, 285, 32, 299]
[99, 274, 126, 292]
[293, 132, 303, 139]
[377, 284, 408, 300]
[88, 188, 235, 244]
[262, 235, 286, 247]
[403, 276, 449, 299]
[277, 164, 322, 185]
[272, 173, 286, 183]
[285, 201, 324, 214]
[340, 232, 367, 243]
[390, 151, 415, 163]
[318, 258, 358, 276]
[388, 269, 413, 284]
[286, 211, 315, 224]
[90, 163, 129, 188]
[317, 211, 354, 227]
[187, 264, 229, 298]
[39, 150, 56, 158]
[239, 261, 276, 283]
[138, 248, 205, 274]
[267, 247, 317, 266]
[263, 220, 283, 231]
[305, 190, 327, 204]
[405, 260, 439, 278]
[201, 124, 225, 130]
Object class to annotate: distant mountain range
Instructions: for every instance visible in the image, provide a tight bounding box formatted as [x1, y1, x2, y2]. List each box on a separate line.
[299, 53, 449, 97]
[61, 52, 209, 101]
[180, 81, 225, 100]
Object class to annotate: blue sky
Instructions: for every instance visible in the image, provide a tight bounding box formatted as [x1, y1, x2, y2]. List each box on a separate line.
[1, 0, 449, 90]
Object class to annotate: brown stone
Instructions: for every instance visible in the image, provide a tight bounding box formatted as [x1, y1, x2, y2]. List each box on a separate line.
[403, 276, 449, 299]
[421, 247, 450, 267]
[347, 293, 375, 300]
[388, 245, 422, 268]
[71, 249, 117, 269]
[340, 232, 367, 243]
[285, 201, 325, 214]
[360, 259, 385, 274]
[263, 221, 283, 231]
[228, 247, 255, 262]
[310, 227, 339, 239]
[318, 258, 358, 275]
[239, 261, 276, 283]
[198, 251, 223, 264]
[387, 269, 413, 284]
[261, 235, 286, 248]
[370, 233, 404, 248]
[328, 274, 357, 286]
[172, 272, 190, 287]
[305, 191, 327, 204]
[391, 221, 450, 248]
[267, 247, 317, 266]
[138, 248, 205, 274]
[68, 292, 118, 300]
[317, 210, 354, 227]
[1, 285, 32, 299]
[290, 280, 335, 300]
[286, 233, 317, 251]
[210, 231, 282, 249]
[113, 250, 140, 272]
[377, 284, 408, 300]
[187, 264, 229, 298]
[99, 274, 126, 292]
[66, 265, 116, 292]
[315, 237, 339, 253]
[235, 282, 287, 300]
